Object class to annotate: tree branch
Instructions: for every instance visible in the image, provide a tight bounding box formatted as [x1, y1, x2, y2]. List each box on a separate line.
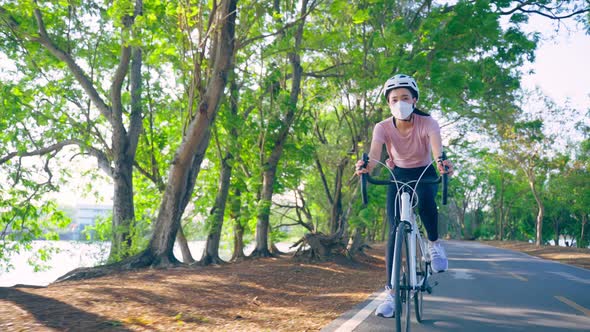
[0, 140, 78, 165]
[497, 1, 590, 19]
[315, 156, 334, 205]
[134, 161, 165, 191]
[28, 6, 112, 121]
[237, 0, 320, 49]
[109, 44, 132, 131]
[0, 139, 113, 177]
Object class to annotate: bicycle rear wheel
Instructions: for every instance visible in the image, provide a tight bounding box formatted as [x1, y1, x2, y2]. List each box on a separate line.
[394, 223, 411, 331]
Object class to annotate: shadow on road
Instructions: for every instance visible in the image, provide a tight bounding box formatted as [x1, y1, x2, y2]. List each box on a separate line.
[0, 287, 131, 331]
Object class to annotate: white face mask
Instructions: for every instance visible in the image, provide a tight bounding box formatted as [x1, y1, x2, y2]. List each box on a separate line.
[389, 101, 414, 120]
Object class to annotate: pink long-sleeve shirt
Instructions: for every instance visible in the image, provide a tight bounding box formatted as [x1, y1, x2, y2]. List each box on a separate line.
[371, 114, 440, 168]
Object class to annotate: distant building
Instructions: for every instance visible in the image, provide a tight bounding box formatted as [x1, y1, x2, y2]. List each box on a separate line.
[60, 204, 112, 241]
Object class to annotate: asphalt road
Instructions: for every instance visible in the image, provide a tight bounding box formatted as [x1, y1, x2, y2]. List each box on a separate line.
[322, 240, 590, 332]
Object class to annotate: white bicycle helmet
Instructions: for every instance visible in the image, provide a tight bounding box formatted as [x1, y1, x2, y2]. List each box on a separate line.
[383, 74, 419, 101]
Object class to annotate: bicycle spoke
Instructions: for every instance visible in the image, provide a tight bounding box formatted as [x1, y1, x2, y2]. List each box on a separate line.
[415, 236, 426, 323]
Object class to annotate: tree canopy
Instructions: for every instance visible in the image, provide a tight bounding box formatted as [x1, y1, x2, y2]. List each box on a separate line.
[1, 0, 589, 275]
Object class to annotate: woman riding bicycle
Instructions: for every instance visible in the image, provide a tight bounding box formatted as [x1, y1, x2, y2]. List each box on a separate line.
[355, 74, 454, 318]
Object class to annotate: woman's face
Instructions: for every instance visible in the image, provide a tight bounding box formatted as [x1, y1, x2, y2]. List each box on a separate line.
[387, 88, 416, 106]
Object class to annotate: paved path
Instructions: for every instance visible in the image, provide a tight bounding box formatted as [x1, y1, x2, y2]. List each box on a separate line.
[322, 241, 590, 331]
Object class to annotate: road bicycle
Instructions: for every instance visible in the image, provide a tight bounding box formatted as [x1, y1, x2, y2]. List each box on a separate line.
[359, 152, 449, 331]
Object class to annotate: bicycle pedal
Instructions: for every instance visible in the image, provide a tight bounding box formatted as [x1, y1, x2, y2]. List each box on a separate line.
[426, 281, 438, 294]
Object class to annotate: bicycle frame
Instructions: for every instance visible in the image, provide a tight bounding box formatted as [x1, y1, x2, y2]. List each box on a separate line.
[360, 160, 437, 292]
[359, 152, 448, 329]
[398, 192, 430, 292]
[391, 187, 429, 294]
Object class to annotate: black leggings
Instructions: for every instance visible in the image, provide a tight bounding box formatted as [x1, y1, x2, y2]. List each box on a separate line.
[385, 165, 439, 288]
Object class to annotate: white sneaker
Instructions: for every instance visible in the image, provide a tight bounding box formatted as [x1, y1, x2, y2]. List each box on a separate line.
[429, 241, 448, 273]
[375, 290, 395, 318]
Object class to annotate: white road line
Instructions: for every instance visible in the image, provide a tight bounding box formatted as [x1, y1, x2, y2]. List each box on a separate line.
[334, 291, 387, 332]
[550, 271, 590, 285]
[489, 261, 528, 281]
[555, 296, 590, 317]
[508, 272, 528, 282]
[450, 269, 475, 280]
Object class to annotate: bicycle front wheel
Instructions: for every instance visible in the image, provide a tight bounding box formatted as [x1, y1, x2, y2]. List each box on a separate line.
[414, 237, 428, 322]
[393, 222, 411, 332]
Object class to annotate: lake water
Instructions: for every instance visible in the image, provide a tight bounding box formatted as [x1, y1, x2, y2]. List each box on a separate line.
[0, 240, 295, 287]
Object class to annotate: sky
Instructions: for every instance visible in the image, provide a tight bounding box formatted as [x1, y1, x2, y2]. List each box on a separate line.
[519, 16, 590, 111]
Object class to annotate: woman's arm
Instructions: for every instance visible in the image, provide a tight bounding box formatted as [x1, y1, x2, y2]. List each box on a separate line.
[366, 137, 384, 172]
[429, 120, 453, 175]
[356, 123, 387, 175]
[355, 138, 383, 175]
[430, 130, 443, 164]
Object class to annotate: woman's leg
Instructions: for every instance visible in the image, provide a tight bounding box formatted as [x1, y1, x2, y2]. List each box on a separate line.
[416, 182, 439, 242]
[375, 183, 398, 318]
[415, 170, 448, 272]
[385, 182, 398, 288]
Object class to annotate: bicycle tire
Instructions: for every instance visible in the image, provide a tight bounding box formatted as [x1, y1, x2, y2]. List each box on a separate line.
[414, 238, 427, 322]
[394, 223, 411, 331]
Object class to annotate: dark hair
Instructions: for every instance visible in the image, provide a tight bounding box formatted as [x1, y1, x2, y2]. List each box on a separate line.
[413, 107, 430, 116]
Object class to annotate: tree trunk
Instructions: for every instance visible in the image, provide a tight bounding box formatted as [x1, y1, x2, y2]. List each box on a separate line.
[329, 157, 348, 234]
[294, 231, 346, 261]
[471, 209, 480, 239]
[200, 153, 233, 265]
[110, 158, 135, 260]
[498, 176, 506, 241]
[176, 224, 195, 263]
[222, 62, 248, 262]
[315, 156, 333, 207]
[457, 199, 468, 240]
[499, 206, 505, 241]
[346, 227, 364, 258]
[503, 206, 511, 240]
[528, 180, 544, 246]
[580, 215, 588, 249]
[230, 189, 246, 261]
[252, 167, 277, 257]
[109, 30, 144, 260]
[493, 205, 499, 240]
[270, 237, 284, 255]
[194, 31, 244, 265]
[250, 0, 308, 258]
[135, 0, 237, 267]
[553, 217, 560, 246]
[535, 205, 544, 246]
[459, 215, 466, 239]
[27, 0, 144, 261]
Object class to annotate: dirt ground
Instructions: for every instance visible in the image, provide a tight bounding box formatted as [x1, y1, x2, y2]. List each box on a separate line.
[0, 241, 588, 332]
[479, 240, 590, 270]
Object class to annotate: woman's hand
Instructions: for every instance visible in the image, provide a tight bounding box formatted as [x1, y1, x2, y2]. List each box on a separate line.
[385, 158, 395, 169]
[437, 159, 454, 176]
[355, 159, 369, 176]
